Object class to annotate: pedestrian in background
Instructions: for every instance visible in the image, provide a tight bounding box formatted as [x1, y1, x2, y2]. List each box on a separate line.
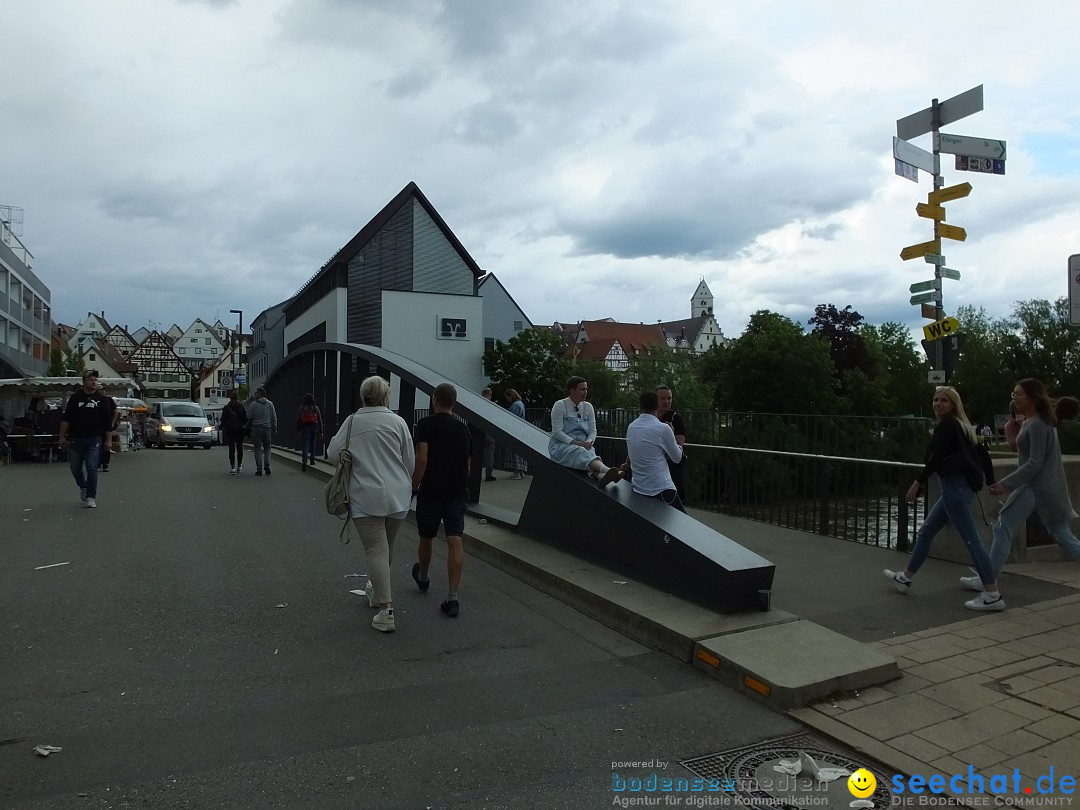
[968, 379, 1080, 587]
[481, 387, 497, 481]
[1004, 401, 1024, 452]
[884, 386, 1004, 611]
[57, 370, 113, 509]
[1054, 396, 1080, 455]
[655, 384, 688, 504]
[245, 387, 277, 476]
[626, 390, 686, 512]
[327, 376, 414, 634]
[296, 393, 324, 471]
[98, 385, 119, 472]
[221, 390, 248, 475]
[412, 382, 471, 618]
[504, 388, 527, 480]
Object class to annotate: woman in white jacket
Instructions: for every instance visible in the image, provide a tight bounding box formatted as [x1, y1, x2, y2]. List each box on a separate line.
[327, 376, 415, 633]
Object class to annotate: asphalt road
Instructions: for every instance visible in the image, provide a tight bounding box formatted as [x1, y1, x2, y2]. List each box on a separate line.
[1, 447, 800, 809]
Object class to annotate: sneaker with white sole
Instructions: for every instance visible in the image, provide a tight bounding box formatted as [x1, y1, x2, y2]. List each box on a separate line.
[372, 609, 395, 632]
[80, 487, 87, 502]
[86, 498, 97, 509]
[230, 467, 237, 475]
[883, 569, 911, 594]
[364, 580, 377, 608]
[959, 575, 983, 591]
[965, 591, 1006, 612]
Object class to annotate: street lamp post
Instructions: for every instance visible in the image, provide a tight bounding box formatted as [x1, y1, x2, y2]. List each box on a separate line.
[229, 309, 243, 394]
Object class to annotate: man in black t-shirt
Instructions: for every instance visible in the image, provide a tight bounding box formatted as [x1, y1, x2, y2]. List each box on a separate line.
[58, 370, 113, 508]
[411, 382, 472, 618]
[656, 385, 688, 503]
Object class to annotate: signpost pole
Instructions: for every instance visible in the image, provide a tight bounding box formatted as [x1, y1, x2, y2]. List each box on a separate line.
[930, 99, 946, 382]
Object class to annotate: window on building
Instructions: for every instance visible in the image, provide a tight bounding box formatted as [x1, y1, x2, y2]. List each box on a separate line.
[196, 348, 202, 355]
[178, 347, 186, 354]
[513, 321, 523, 332]
[149, 373, 160, 382]
[162, 390, 171, 398]
[210, 348, 217, 355]
[205, 387, 212, 397]
[484, 338, 495, 352]
[205, 338, 211, 345]
[89, 353, 96, 361]
[195, 328, 202, 333]
[190, 337, 198, 343]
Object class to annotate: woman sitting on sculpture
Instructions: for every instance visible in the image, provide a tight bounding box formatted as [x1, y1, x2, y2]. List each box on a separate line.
[548, 376, 621, 487]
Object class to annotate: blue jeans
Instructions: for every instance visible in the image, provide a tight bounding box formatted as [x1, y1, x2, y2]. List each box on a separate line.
[68, 436, 101, 498]
[988, 487, 1080, 574]
[299, 425, 319, 463]
[907, 475, 995, 586]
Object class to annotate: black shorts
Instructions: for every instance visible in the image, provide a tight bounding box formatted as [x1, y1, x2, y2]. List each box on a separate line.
[416, 496, 467, 539]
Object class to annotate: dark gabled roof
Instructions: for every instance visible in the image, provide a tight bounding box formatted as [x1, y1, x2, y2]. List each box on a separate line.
[659, 315, 709, 344]
[293, 182, 484, 301]
[85, 338, 138, 374]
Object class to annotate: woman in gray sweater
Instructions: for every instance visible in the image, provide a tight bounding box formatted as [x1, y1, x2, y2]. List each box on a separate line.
[963, 378, 1080, 588]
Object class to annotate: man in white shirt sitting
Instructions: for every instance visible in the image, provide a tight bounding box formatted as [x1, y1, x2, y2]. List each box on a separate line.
[625, 390, 686, 512]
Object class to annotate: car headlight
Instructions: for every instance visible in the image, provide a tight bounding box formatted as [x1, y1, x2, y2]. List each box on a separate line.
[161, 425, 173, 432]
[202, 426, 213, 433]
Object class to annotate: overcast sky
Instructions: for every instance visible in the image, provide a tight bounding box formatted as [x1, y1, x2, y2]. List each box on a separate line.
[3, 0, 1078, 340]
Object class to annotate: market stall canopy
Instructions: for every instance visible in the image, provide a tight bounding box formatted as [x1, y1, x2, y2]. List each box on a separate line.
[0, 376, 138, 397]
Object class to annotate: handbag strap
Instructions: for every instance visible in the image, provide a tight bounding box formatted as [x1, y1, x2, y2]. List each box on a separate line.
[337, 415, 355, 545]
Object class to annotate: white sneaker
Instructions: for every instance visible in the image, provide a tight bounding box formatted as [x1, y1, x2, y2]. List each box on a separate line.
[372, 609, 395, 632]
[884, 569, 911, 594]
[959, 575, 983, 591]
[965, 591, 1006, 612]
[237, 465, 243, 473]
[364, 580, 377, 608]
[80, 487, 87, 502]
[86, 498, 97, 509]
[230, 467, 237, 475]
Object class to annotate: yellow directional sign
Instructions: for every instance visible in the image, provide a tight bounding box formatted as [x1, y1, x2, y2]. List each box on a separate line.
[923, 317, 960, 342]
[900, 239, 941, 261]
[939, 223, 967, 242]
[928, 182, 972, 205]
[915, 202, 946, 221]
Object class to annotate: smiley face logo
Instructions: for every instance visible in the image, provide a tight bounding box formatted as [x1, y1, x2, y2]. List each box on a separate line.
[848, 768, 877, 798]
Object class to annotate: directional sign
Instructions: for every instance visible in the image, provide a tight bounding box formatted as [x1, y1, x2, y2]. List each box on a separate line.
[921, 304, 938, 319]
[939, 223, 968, 242]
[894, 159, 919, 183]
[1070, 254, 1080, 326]
[916, 202, 946, 221]
[234, 372, 247, 385]
[893, 137, 937, 174]
[928, 370, 946, 384]
[935, 132, 1006, 160]
[924, 253, 946, 265]
[957, 155, 1006, 175]
[923, 317, 960, 341]
[910, 279, 942, 293]
[910, 291, 942, 305]
[900, 239, 941, 261]
[928, 182, 972, 205]
[897, 85, 983, 141]
[941, 267, 961, 281]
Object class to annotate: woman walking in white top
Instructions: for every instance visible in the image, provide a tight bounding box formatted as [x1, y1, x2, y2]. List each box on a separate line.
[327, 376, 415, 633]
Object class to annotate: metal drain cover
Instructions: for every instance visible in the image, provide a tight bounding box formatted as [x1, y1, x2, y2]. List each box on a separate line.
[680, 732, 894, 810]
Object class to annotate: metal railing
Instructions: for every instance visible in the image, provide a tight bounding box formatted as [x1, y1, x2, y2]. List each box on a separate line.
[592, 436, 925, 550]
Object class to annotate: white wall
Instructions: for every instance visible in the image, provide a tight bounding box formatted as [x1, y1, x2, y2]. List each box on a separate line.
[282, 288, 348, 350]
[381, 290, 484, 400]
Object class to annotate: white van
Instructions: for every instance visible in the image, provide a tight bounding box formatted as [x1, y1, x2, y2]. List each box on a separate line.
[146, 401, 214, 449]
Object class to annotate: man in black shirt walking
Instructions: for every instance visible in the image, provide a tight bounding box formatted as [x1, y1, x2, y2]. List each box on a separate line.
[58, 370, 113, 508]
[411, 382, 471, 617]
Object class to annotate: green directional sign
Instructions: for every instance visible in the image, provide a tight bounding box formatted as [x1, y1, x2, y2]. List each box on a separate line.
[910, 291, 941, 306]
[909, 279, 942, 294]
[941, 267, 961, 281]
[924, 253, 945, 265]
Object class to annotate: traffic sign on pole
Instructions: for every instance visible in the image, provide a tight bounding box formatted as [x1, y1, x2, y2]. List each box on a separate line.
[939, 223, 968, 242]
[922, 317, 960, 342]
[956, 156, 1006, 175]
[897, 85, 984, 141]
[1069, 254, 1080, 326]
[893, 137, 937, 174]
[910, 291, 942, 306]
[910, 279, 942, 293]
[941, 267, 961, 281]
[928, 182, 972, 205]
[935, 132, 1006, 160]
[924, 253, 946, 265]
[894, 159, 919, 183]
[916, 202, 946, 221]
[921, 304, 938, 319]
[900, 239, 941, 261]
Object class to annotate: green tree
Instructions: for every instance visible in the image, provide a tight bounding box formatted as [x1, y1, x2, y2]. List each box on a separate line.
[950, 305, 1014, 424]
[569, 358, 622, 408]
[47, 346, 65, 376]
[483, 328, 569, 409]
[622, 350, 712, 411]
[860, 322, 926, 415]
[716, 310, 839, 414]
[63, 348, 85, 375]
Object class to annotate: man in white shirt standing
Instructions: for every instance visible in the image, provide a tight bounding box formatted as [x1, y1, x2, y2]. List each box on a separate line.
[625, 390, 686, 512]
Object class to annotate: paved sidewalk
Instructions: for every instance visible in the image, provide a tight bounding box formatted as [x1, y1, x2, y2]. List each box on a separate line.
[278, 449, 1080, 795]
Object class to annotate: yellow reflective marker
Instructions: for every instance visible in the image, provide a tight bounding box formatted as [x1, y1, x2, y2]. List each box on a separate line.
[742, 676, 771, 697]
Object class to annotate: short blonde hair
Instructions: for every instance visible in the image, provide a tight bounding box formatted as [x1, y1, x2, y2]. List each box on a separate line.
[359, 375, 390, 407]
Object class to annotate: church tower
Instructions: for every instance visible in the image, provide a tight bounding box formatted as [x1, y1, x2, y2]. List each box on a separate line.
[691, 279, 713, 318]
